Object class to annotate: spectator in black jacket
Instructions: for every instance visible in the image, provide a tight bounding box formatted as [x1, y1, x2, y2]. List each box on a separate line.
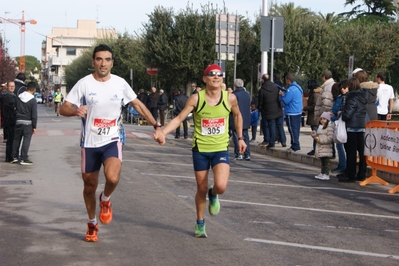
[173, 89, 189, 139]
[1, 81, 17, 162]
[11, 82, 38, 165]
[158, 89, 168, 126]
[148, 87, 159, 121]
[231, 79, 251, 160]
[258, 74, 285, 148]
[338, 77, 367, 183]
[137, 89, 149, 108]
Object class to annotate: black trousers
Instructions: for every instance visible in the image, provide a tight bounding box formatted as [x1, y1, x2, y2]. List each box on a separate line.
[150, 107, 158, 121]
[344, 131, 366, 179]
[175, 119, 188, 138]
[251, 125, 257, 140]
[12, 124, 33, 161]
[4, 126, 14, 162]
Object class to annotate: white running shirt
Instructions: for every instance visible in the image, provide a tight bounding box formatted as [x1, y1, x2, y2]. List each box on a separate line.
[65, 74, 137, 148]
[376, 83, 395, 115]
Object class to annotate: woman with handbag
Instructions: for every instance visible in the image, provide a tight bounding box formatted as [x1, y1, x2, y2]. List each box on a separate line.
[338, 78, 367, 183]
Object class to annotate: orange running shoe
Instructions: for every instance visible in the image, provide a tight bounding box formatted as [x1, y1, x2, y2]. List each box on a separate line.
[85, 223, 99, 242]
[99, 193, 112, 224]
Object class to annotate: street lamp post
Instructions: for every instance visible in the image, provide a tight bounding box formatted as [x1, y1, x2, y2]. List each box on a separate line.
[3, 12, 10, 50]
[261, 0, 268, 75]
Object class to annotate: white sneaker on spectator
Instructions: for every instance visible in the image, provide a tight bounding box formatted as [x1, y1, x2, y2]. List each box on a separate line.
[321, 174, 330, 180]
[314, 173, 323, 179]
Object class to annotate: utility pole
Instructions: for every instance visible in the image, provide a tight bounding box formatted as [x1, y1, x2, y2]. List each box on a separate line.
[261, 0, 268, 76]
[3, 12, 10, 50]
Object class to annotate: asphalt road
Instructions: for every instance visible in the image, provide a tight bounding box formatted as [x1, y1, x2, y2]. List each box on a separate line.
[0, 104, 398, 266]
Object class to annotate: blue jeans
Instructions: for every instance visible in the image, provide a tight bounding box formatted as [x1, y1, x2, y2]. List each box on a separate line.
[285, 114, 301, 151]
[266, 118, 277, 146]
[276, 115, 286, 145]
[260, 114, 269, 143]
[233, 129, 250, 158]
[336, 143, 346, 169]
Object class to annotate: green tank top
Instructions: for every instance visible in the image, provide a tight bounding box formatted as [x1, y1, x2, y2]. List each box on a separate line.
[192, 89, 231, 152]
[54, 92, 62, 102]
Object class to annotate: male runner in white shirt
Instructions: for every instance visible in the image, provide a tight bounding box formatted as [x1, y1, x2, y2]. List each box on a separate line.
[60, 44, 163, 242]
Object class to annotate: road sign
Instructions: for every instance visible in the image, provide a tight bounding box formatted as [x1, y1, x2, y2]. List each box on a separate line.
[261, 16, 284, 52]
[146, 67, 158, 76]
[348, 56, 354, 78]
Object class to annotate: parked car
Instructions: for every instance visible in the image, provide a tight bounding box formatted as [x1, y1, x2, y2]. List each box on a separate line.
[35, 93, 43, 104]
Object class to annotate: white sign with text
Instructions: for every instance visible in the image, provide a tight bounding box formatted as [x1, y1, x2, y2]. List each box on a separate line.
[365, 127, 399, 161]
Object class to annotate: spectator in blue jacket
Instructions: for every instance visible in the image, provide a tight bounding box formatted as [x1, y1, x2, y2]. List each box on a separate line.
[250, 103, 259, 142]
[280, 73, 303, 152]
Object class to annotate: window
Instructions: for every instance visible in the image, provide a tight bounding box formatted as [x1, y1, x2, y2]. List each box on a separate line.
[66, 48, 76, 56]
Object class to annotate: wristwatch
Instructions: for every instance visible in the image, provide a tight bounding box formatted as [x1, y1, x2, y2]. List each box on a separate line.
[153, 122, 161, 129]
[237, 137, 243, 140]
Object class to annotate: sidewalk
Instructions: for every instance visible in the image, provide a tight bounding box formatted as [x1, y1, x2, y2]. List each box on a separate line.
[245, 125, 399, 185]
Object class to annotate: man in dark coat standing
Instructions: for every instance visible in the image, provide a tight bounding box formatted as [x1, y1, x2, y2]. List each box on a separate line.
[258, 73, 285, 148]
[1, 81, 17, 162]
[157, 89, 168, 126]
[173, 89, 189, 139]
[231, 79, 251, 160]
[148, 87, 159, 122]
[14, 72, 27, 96]
[137, 89, 149, 108]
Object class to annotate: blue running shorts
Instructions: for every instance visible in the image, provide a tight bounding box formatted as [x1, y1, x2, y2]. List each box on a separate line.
[81, 141, 122, 173]
[192, 150, 230, 171]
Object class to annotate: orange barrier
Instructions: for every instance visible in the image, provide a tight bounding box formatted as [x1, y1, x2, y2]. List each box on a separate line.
[361, 120, 399, 194]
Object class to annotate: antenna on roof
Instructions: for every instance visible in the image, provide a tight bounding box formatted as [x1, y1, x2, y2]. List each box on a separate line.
[96, 5, 100, 24]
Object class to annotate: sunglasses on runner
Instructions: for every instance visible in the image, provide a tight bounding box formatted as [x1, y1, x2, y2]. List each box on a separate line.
[206, 71, 223, 77]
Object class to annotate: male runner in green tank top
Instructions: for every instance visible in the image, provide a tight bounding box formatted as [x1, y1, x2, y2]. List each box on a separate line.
[155, 64, 246, 237]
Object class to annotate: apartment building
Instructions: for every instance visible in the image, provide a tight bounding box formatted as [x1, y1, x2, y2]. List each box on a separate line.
[41, 20, 116, 94]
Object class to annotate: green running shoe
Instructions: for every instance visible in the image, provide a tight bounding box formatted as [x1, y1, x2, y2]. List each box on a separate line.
[208, 186, 220, 216]
[195, 222, 207, 238]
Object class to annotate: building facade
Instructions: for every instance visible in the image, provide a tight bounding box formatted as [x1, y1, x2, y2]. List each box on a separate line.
[41, 20, 116, 96]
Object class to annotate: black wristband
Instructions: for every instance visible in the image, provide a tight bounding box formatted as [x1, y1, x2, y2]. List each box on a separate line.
[153, 122, 161, 129]
[237, 137, 243, 140]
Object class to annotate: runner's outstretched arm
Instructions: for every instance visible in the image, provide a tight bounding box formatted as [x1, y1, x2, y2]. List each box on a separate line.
[130, 98, 165, 145]
[155, 94, 197, 145]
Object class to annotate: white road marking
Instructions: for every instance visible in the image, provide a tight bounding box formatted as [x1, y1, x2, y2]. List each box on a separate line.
[131, 132, 151, 138]
[252, 221, 275, 225]
[221, 198, 399, 220]
[254, 221, 397, 232]
[125, 160, 192, 167]
[384, 229, 399, 233]
[244, 238, 399, 260]
[125, 152, 191, 157]
[47, 130, 64, 136]
[140, 172, 397, 196]
[130, 132, 176, 139]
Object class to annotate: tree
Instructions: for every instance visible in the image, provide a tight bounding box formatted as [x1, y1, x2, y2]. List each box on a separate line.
[140, 4, 219, 95]
[332, 20, 399, 79]
[341, 0, 398, 22]
[268, 3, 337, 82]
[220, 16, 260, 96]
[64, 50, 92, 92]
[0, 43, 17, 84]
[15, 56, 41, 75]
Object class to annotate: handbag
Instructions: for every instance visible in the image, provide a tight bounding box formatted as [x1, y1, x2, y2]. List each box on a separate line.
[334, 116, 347, 144]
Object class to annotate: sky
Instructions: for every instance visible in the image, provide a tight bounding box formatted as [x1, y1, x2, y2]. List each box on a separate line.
[1, 0, 351, 60]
